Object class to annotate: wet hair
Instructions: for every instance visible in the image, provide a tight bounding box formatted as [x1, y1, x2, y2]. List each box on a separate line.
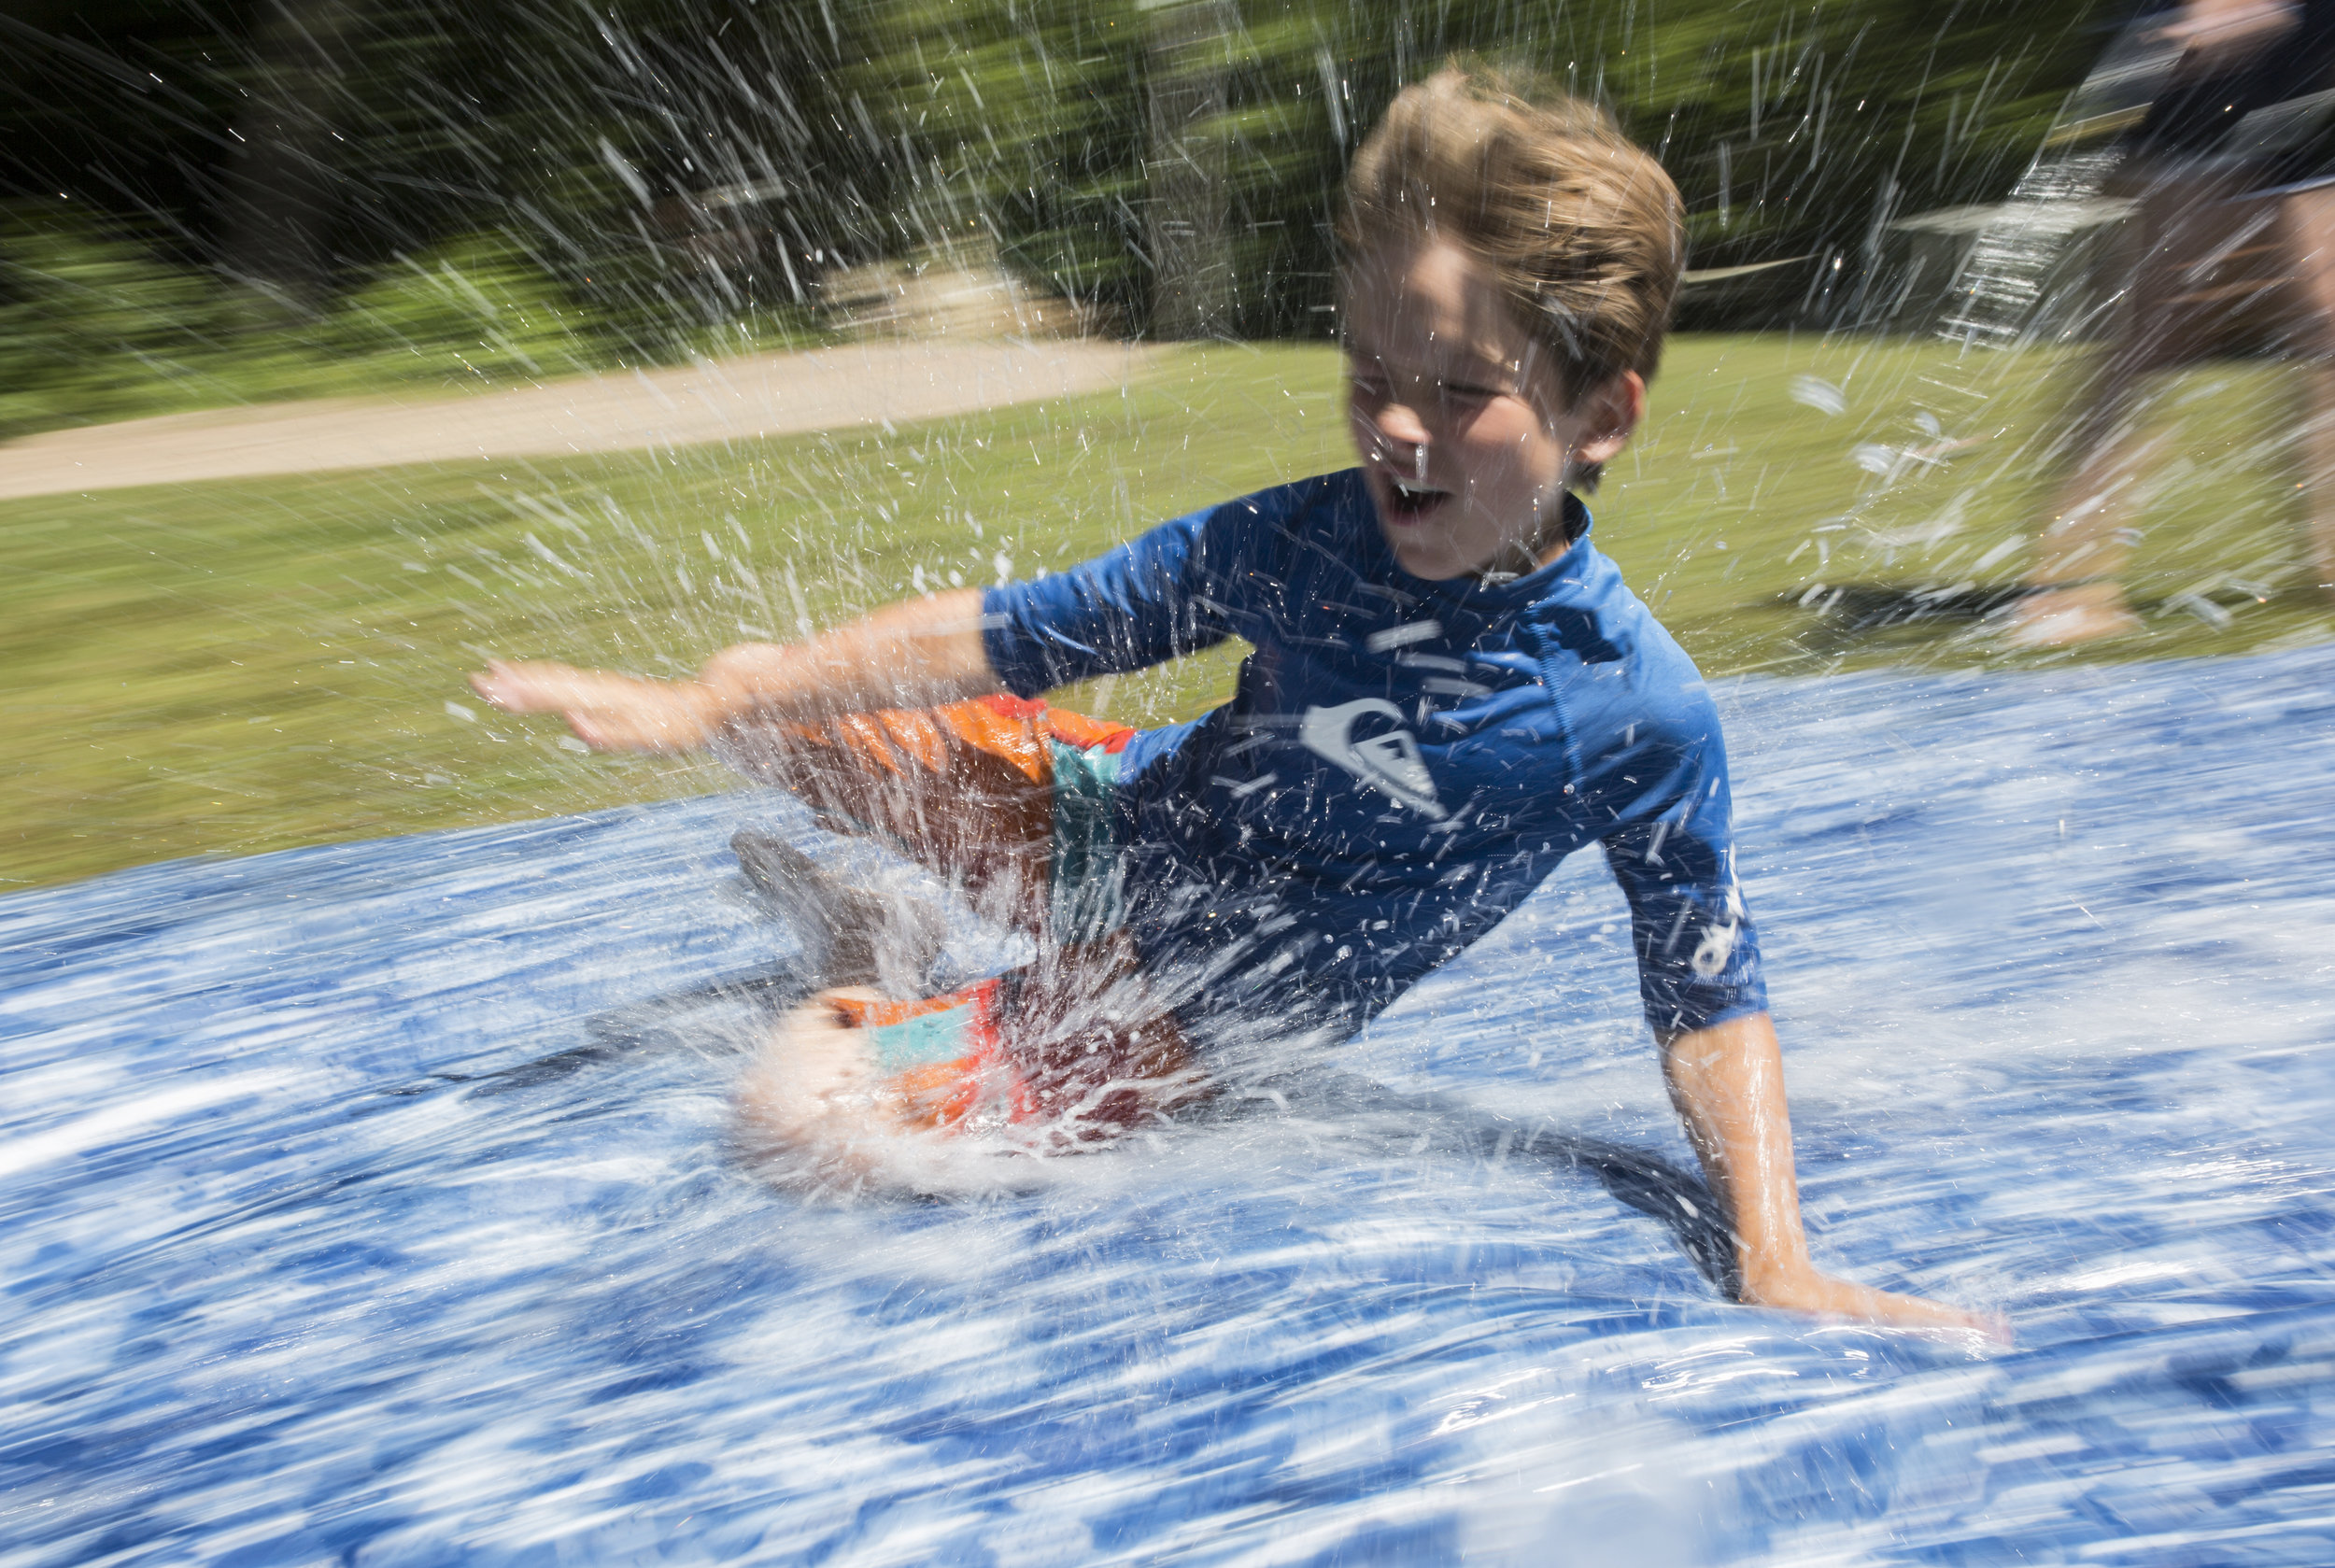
[1338, 64, 1686, 481]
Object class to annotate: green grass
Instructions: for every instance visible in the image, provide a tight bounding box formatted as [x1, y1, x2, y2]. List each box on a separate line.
[6, 334, 2331, 891]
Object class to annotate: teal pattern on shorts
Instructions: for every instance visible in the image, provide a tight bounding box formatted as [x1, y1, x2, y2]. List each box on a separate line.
[1048, 738, 1125, 945]
[867, 1007, 980, 1073]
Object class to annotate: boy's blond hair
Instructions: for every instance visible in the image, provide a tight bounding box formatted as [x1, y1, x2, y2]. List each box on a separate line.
[1338, 65, 1685, 409]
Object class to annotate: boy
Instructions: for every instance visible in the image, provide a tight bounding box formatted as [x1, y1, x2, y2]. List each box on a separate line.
[476, 69, 1988, 1333]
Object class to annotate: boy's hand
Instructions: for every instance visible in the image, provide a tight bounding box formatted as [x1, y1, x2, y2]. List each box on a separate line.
[1659, 1013, 2010, 1345]
[471, 659, 724, 753]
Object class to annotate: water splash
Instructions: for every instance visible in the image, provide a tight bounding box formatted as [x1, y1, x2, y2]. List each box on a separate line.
[1937, 18, 2178, 352]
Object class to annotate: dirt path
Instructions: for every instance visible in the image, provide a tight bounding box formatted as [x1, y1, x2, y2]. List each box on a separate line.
[0, 339, 1154, 501]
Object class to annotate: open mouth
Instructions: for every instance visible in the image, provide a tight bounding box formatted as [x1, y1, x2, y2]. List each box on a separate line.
[1380, 476, 1451, 519]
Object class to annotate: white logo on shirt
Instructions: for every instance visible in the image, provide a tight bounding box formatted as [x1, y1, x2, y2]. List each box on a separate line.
[1691, 883, 1748, 978]
[1298, 699, 1448, 819]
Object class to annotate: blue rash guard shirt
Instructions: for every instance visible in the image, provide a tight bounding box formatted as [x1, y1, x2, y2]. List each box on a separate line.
[981, 467, 1765, 1050]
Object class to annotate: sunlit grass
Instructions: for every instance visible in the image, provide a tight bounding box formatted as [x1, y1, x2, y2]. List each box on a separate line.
[6, 334, 2330, 890]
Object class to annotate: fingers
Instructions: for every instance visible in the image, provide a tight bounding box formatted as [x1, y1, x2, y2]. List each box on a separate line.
[1866, 1287, 2010, 1343]
[1748, 1268, 2009, 1344]
[468, 657, 530, 711]
[467, 659, 712, 753]
[471, 658, 602, 714]
[1851, 1291, 2011, 1348]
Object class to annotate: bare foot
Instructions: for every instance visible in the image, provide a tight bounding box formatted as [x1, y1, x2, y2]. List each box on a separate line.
[2004, 584, 2143, 648]
[734, 988, 1053, 1193]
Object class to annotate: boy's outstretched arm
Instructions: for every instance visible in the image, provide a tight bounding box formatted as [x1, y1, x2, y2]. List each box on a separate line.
[1660, 1012, 2003, 1337]
[470, 587, 1000, 752]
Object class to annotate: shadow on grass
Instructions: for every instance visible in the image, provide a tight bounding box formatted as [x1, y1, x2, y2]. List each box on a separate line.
[1745, 581, 2335, 667]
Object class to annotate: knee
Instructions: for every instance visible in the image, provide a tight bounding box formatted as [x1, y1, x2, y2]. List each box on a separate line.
[733, 992, 888, 1153]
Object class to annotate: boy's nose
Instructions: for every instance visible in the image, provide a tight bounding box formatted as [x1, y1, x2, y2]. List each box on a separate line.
[1374, 399, 1431, 449]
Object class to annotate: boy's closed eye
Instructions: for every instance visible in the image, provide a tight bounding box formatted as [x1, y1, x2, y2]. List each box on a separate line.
[1346, 369, 1510, 409]
[1434, 380, 1507, 408]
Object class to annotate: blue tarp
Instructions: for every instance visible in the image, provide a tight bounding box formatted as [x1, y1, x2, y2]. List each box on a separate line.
[5, 648, 2334, 1564]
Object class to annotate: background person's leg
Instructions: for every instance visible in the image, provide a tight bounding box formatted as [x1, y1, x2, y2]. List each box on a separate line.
[2017, 403, 2161, 645]
[2015, 176, 2202, 645]
[2282, 183, 2335, 596]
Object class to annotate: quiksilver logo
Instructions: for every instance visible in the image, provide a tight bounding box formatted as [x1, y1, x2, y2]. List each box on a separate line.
[1298, 699, 1448, 819]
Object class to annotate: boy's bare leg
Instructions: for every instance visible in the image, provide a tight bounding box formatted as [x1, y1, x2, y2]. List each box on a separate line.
[1007, 931, 1208, 1137]
[731, 826, 944, 996]
[725, 700, 1056, 937]
[728, 702, 1204, 1156]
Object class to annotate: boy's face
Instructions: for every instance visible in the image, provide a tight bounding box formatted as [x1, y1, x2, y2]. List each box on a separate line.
[1342, 235, 1642, 582]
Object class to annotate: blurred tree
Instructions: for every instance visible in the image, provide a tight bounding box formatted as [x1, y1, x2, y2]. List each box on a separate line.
[836, 0, 1153, 328]
[842, 0, 2127, 337]
[1147, 0, 1238, 339]
[0, 0, 857, 334]
[0, 0, 251, 264]
[0, 215, 239, 433]
[0, 0, 2130, 348]
[516, 0, 876, 354]
[215, 0, 365, 313]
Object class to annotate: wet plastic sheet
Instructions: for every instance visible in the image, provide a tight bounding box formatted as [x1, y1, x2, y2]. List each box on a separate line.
[5, 647, 2335, 1565]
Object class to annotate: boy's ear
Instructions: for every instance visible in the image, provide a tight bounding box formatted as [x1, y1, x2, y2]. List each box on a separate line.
[1572, 371, 1646, 467]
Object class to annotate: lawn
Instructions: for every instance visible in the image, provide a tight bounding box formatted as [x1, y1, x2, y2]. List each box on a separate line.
[6, 334, 2330, 890]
